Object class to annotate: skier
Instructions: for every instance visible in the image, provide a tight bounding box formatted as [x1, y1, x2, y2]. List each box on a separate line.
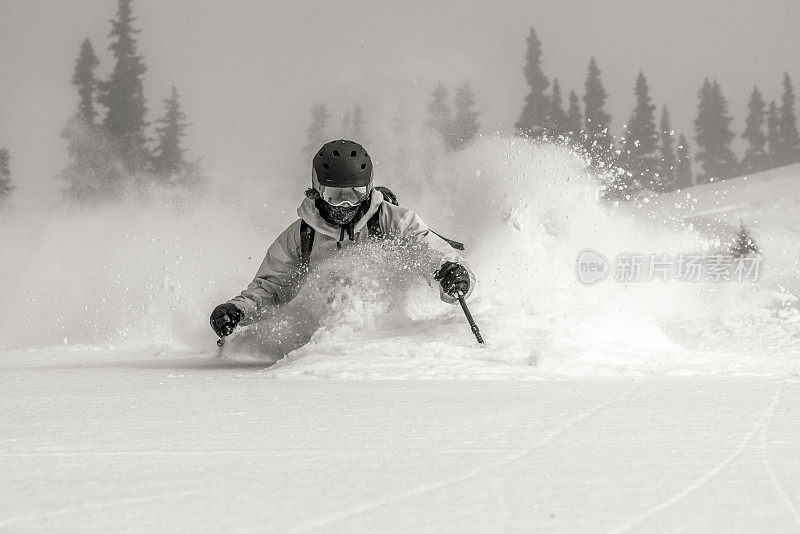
[210, 139, 475, 340]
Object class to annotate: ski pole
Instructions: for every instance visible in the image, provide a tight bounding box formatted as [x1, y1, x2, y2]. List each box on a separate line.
[457, 292, 484, 344]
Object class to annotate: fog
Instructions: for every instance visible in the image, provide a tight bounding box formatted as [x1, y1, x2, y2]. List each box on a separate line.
[2, 1, 800, 204]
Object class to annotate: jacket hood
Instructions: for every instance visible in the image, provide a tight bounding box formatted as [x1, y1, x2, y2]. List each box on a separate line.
[297, 188, 384, 239]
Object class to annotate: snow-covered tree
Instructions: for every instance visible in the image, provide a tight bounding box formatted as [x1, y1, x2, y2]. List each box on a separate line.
[658, 106, 677, 191]
[426, 82, 454, 149]
[777, 73, 800, 166]
[730, 221, 760, 257]
[351, 104, 365, 142]
[582, 57, 612, 158]
[152, 86, 188, 176]
[622, 72, 659, 191]
[740, 87, 769, 175]
[566, 90, 582, 138]
[340, 109, 351, 138]
[766, 100, 780, 169]
[304, 104, 330, 159]
[546, 78, 567, 139]
[452, 82, 480, 150]
[694, 79, 738, 183]
[392, 102, 411, 183]
[676, 134, 693, 189]
[72, 38, 100, 125]
[514, 27, 549, 137]
[0, 149, 13, 201]
[60, 117, 126, 202]
[97, 0, 150, 173]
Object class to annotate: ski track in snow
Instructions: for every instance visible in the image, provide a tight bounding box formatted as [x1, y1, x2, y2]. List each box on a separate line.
[759, 384, 800, 528]
[609, 381, 787, 534]
[291, 384, 640, 533]
[0, 490, 201, 530]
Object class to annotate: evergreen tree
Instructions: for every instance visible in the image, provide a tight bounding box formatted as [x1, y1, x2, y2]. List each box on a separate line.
[152, 86, 188, 176]
[566, 90, 582, 138]
[426, 82, 454, 149]
[392, 102, 411, 183]
[547, 78, 567, 139]
[694, 79, 738, 183]
[676, 134, 693, 188]
[740, 86, 769, 174]
[304, 104, 330, 159]
[658, 106, 677, 191]
[730, 221, 760, 257]
[340, 109, 351, 138]
[60, 117, 126, 202]
[0, 149, 13, 200]
[97, 0, 149, 173]
[452, 81, 480, 150]
[777, 73, 800, 166]
[351, 104, 365, 142]
[72, 38, 100, 125]
[582, 57, 612, 157]
[514, 27, 549, 137]
[766, 100, 780, 168]
[622, 72, 659, 191]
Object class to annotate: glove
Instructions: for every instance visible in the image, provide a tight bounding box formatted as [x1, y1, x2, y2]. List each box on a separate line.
[434, 261, 470, 297]
[210, 303, 244, 337]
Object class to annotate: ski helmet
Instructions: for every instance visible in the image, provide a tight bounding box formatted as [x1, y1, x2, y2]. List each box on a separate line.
[312, 140, 373, 206]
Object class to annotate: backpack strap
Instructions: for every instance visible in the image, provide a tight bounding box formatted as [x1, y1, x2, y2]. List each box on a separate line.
[299, 219, 315, 270]
[367, 204, 383, 239]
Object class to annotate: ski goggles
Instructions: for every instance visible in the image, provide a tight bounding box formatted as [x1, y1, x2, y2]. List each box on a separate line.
[318, 184, 370, 207]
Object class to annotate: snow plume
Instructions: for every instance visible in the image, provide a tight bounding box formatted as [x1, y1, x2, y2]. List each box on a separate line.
[0, 171, 294, 350]
[256, 137, 800, 377]
[220, 240, 445, 365]
[3, 136, 800, 377]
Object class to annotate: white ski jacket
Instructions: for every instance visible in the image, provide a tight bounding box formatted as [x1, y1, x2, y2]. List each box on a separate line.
[228, 189, 475, 319]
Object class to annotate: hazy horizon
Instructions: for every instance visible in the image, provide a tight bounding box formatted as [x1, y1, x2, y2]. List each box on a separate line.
[1, 0, 799, 204]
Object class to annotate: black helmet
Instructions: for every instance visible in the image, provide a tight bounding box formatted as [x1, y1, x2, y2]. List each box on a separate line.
[312, 139, 373, 190]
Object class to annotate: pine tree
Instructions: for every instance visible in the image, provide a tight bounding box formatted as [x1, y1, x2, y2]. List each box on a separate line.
[547, 78, 567, 139]
[426, 82, 454, 149]
[152, 86, 188, 176]
[304, 104, 330, 159]
[97, 0, 149, 173]
[514, 27, 549, 137]
[452, 81, 480, 150]
[0, 149, 13, 200]
[60, 117, 126, 202]
[740, 86, 769, 174]
[766, 100, 780, 168]
[694, 79, 738, 183]
[730, 221, 760, 257]
[72, 38, 100, 125]
[63, 37, 117, 202]
[351, 104, 365, 142]
[622, 72, 659, 191]
[566, 90, 582, 138]
[392, 102, 411, 183]
[582, 57, 612, 157]
[777, 73, 800, 166]
[658, 106, 677, 191]
[676, 134, 693, 188]
[340, 109, 351, 138]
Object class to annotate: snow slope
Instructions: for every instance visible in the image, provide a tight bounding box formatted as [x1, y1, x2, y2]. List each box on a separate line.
[2, 138, 800, 531]
[3, 349, 800, 532]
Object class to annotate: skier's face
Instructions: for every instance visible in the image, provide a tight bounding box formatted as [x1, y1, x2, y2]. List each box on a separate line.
[323, 202, 361, 225]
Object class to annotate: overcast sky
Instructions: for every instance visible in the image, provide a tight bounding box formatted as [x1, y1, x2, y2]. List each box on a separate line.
[1, 0, 799, 201]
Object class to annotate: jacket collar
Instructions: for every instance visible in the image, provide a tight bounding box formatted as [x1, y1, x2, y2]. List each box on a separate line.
[297, 188, 384, 239]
